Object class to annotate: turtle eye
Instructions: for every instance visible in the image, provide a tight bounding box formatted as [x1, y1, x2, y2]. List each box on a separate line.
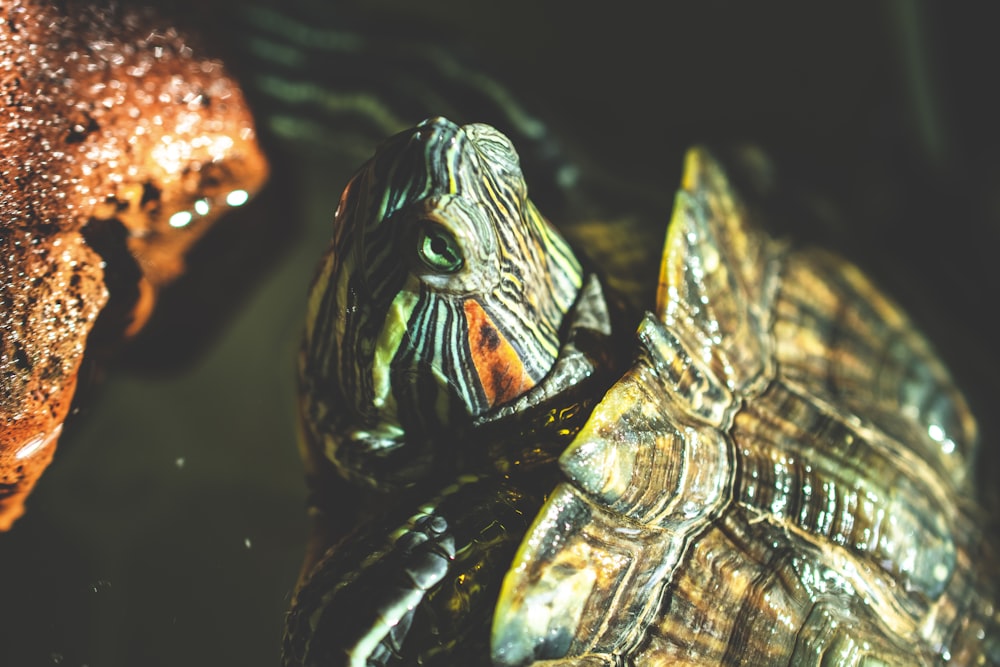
[416, 222, 463, 273]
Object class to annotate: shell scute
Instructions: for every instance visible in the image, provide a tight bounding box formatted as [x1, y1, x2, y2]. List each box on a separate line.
[559, 315, 734, 527]
[646, 508, 923, 666]
[658, 147, 784, 396]
[734, 378, 957, 601]
[773, 249, 977, 490]
[492, 483, 680, 665]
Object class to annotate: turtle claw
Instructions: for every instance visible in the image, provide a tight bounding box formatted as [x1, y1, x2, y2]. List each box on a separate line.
[283, 511, 455, 667]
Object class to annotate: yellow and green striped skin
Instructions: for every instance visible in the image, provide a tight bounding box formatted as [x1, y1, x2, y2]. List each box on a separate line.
[299, 118, 584, 488]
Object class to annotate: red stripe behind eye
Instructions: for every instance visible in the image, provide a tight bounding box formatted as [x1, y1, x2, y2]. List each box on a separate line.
[463, 299, 535, 408]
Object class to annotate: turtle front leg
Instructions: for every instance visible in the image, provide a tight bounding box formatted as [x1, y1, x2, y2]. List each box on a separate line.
[284, 476, 544, 667]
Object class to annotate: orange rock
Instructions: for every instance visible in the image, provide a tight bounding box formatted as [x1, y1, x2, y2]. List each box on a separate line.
[0, 1, 269, 528]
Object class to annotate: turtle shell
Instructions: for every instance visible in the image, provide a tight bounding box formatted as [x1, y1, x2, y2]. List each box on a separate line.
[287, 120, 998, 666]
[491, 149, 998, 665]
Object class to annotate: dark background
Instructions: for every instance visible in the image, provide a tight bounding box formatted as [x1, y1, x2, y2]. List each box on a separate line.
[1, 2, 998, 665]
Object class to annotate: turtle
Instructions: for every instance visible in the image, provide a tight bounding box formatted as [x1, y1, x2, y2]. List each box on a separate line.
[286, 116, 999, 666]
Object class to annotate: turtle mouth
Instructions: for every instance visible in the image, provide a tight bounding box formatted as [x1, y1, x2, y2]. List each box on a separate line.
[473, 270, 618, 428]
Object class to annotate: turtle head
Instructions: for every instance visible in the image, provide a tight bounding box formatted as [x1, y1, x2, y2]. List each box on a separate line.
[301, 118, 584, 487]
